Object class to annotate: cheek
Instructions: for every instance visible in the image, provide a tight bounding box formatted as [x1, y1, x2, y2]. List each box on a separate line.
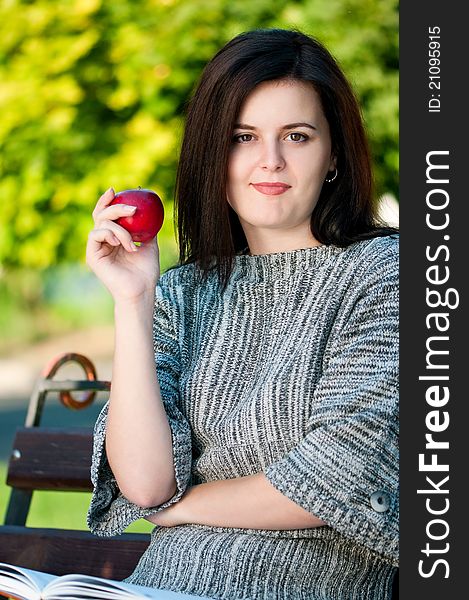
[227, 152, 239, 178]
[227, 156, 247, 193]
[226, 159, 241, 207]
[299, 152, 331, 185]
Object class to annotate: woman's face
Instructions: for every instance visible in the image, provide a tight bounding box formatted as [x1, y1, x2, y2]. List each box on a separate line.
[227, 79, 335, 250]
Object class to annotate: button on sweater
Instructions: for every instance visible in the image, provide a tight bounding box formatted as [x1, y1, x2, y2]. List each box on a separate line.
[88, 234, 399, 600]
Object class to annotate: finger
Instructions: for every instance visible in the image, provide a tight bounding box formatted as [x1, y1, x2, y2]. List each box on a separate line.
[94, 203, 137, 228]
[92, 187, 115, 222]
[96, 220, 138, 253]
[86, 228, 118, 262]
[87, 227, 120, 248]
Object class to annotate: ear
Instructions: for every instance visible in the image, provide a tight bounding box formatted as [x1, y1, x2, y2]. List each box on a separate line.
[328, 154, 337, 171]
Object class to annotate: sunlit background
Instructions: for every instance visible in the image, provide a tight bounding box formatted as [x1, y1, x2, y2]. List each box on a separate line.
[0, 0, 398, 529]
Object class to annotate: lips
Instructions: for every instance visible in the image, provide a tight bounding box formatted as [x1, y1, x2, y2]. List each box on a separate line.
[251, 182, 291, 196]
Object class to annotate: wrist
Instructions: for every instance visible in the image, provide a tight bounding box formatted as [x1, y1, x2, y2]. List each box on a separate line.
[175, 486, 196, 524]
[114, 289, 156, 315]
[113, 294, 155, 337]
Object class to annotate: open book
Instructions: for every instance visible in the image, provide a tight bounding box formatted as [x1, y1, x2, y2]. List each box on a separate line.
[0, 563, 211, 600]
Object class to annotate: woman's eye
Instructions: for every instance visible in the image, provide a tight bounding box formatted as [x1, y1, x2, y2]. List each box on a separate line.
[233, 134, 254, 143]
[287, 132, 307, 142]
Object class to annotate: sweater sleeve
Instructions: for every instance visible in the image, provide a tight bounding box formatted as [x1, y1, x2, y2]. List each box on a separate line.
[87, 272, 192, 536]
[264, 238, 399, 563]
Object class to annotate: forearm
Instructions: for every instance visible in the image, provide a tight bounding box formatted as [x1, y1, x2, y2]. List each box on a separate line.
[148, 473, 325, 530]
[106, 293, 176, 507]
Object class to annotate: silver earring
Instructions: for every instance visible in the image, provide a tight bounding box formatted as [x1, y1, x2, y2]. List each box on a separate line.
[325, 168, 338, 183]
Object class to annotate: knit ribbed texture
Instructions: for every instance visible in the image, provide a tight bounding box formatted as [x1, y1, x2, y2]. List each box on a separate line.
[87, 235, 399, 600]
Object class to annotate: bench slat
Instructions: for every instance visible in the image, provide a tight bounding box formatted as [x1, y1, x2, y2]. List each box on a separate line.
[7, 428, 93, 491]
[0, 526, 150, 580]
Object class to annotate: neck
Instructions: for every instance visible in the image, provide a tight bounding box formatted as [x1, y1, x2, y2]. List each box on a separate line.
[243, 227, 321, 256]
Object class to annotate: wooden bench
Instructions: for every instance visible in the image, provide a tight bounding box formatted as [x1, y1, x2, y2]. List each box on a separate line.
[0, 353, 150, 580]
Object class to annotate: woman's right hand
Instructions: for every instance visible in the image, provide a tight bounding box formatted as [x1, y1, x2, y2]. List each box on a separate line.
[86, 187, 160, 303]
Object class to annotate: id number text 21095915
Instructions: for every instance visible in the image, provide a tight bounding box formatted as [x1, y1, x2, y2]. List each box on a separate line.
[428, 26, 441, 113]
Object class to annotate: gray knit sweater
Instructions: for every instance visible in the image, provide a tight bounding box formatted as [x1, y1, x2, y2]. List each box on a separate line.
[88, 234, 399, 600]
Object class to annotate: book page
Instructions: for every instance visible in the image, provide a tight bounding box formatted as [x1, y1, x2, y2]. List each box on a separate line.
[45, 573, 211, 600]
[0, 563, 55, 600]
[1, 563, 211, 600]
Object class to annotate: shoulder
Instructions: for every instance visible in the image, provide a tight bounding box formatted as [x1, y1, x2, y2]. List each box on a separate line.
[157, 262, 200, 297]
[343, 234, 399, 281]
[155, 262, 219, 313]
[350, 233, 399, 265]
[151, 264, 201, 325]
[329, 236, 399, 337]
[333, 235, 399, 304]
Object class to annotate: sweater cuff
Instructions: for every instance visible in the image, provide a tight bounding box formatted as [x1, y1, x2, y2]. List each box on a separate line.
[87, 402, 192, 537]
[264, 425, 398, 565]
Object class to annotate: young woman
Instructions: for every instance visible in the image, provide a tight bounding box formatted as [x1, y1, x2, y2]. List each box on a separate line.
[86, 28, 399, 600]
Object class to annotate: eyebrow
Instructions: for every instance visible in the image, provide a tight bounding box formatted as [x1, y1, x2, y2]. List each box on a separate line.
[234, 122, 317, 131]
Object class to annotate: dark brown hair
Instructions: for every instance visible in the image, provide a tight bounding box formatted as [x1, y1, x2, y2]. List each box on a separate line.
[174, 28, 397, 290]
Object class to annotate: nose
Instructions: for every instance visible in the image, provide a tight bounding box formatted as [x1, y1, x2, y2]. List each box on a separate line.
[259, 140, 286, 171]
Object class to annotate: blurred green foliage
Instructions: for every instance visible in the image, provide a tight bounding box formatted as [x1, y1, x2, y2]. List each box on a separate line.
[0, 0, 397, 346]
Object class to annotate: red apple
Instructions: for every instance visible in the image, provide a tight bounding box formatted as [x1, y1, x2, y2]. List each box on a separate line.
[111, 187, 164, 242]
